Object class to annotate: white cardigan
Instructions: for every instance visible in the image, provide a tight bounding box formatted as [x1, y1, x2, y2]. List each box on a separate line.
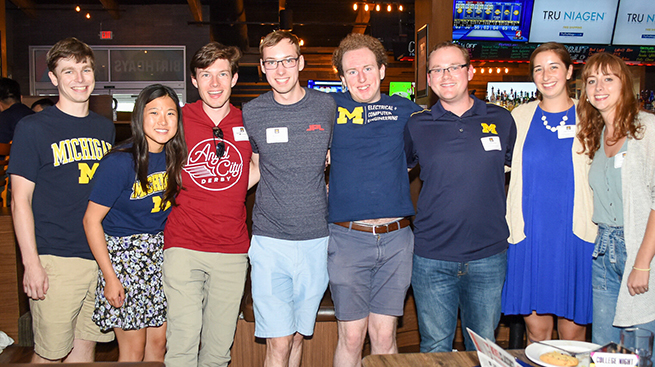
[614, 112, 655, 327]
[506, 100, 597, 244]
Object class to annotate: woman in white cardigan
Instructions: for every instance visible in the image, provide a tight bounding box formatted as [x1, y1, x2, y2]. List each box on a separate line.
[578, 52, 655, 351]
[503, 42, 596, 343]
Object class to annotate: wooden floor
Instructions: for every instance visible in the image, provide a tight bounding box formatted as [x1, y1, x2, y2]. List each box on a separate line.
[0, 341, 119, 363]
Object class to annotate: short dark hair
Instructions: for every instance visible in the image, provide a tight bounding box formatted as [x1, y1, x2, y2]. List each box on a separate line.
[31, 98, 55, 110]
[332, 34, 387, 77]
[190, 42, 241, 78]
[0, 78, 21, 103]
[429, 42, 470, 65]
[259, 30, 301, 57]
[46, 37, 95, 72]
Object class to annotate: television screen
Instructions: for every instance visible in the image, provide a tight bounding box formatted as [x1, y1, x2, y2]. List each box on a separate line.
[529, 0, 619, 44]
[453, 0, 535, 42]
[389, 82, 414, 100]
[307, 80, 343, 93]
[612, 0, 655, 46]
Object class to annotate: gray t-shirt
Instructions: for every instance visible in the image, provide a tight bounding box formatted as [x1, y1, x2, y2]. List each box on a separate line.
[243, 88, 335, 241]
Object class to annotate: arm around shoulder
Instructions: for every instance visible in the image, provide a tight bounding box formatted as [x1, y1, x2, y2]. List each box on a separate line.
[248, 153, 260, 190]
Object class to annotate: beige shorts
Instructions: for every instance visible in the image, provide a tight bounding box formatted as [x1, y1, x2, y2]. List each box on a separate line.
[30, 255, 114, 360]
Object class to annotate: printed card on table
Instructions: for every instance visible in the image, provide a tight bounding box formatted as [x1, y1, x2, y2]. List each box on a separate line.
[467, 328, 524, 367]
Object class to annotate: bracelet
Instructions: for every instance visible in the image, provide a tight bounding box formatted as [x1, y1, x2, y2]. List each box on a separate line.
[633, 266, 651, 272]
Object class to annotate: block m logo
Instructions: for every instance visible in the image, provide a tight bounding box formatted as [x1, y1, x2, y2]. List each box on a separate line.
[337, 107, 364, 125]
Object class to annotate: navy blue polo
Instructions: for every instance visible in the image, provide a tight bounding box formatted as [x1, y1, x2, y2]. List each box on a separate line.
[404, 96, 516, 262]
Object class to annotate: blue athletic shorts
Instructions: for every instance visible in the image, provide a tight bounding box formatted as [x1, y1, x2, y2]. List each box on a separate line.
[248, 235, 329, 338]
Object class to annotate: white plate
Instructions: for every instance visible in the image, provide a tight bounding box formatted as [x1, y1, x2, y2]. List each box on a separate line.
[525, 340, 601, 367]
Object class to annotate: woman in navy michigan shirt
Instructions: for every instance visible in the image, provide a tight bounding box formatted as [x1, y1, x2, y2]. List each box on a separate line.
[83, 84, 187, 361]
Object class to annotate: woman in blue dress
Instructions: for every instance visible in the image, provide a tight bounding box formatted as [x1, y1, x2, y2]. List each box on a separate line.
[84, 84, 187, 361]
[504, 43, 597, 343]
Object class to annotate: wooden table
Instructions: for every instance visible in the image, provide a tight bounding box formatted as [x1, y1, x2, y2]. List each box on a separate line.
[362, 349, 538, 367]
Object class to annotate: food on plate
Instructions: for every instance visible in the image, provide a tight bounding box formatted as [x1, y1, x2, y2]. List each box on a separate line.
[539, 351, 579, 366]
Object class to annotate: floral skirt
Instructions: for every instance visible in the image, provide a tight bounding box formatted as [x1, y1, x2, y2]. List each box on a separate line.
[92, 232, 166, 331]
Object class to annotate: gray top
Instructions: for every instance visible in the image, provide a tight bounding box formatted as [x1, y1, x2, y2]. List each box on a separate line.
[589, 130, 627, 226]
[242, 88, 335, 241]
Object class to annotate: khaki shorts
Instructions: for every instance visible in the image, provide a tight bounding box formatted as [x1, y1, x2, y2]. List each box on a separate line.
[30, 255, 114, 360]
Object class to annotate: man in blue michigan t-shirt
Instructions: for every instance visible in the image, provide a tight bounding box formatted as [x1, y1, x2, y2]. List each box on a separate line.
[9, 38, 115, 362]
[327, 33, 422, 367]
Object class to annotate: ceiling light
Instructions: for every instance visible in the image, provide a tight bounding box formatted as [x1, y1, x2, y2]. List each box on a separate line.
[86, 12, 91, 19]
[398, 4, 404, 11]
[375, 4, 380, 11]
[353, 3, 358, 11]
[75, 5, 81, 12]
[387, 4, 392, 11]
[299, 39, 305, 46]
[364, 4, 369, 11]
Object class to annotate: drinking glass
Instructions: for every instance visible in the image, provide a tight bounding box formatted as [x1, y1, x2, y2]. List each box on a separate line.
[621, 327, 654, 367]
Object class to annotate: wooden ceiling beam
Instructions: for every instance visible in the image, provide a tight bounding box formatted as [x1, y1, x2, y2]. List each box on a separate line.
[187, 0, 203, 22]
[352, 6, 370, 34]
[98, 0, 120, 20]
[8, 0, 37, 18]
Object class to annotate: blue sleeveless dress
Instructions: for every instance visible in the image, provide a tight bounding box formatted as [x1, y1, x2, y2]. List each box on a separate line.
[502, 105, 593, 324]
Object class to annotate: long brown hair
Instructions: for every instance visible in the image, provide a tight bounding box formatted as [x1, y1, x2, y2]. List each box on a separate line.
[114, 84, 187, 209]
[577, 52, 641, 159]
[529, 42, 573, 100]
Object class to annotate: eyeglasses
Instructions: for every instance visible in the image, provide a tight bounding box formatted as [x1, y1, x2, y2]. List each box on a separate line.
[428, 64, 469, 76]
[262, 57, 300, 70]
[212, 127, 225, 159]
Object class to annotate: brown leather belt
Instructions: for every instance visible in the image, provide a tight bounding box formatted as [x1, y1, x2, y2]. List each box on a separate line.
[334, 218, 410, 234]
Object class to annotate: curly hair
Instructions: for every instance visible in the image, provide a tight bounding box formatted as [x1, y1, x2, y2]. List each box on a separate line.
[577, 52, 641, 159]
[332, 33, 387, 76]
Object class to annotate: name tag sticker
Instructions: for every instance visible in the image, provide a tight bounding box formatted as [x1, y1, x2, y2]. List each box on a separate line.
[233, 127, 249, 141]
[557, 125, 576, 139]
[266, 127, 289, 143]
[614, 151, 627, 169]
[481, 136, 501, 151]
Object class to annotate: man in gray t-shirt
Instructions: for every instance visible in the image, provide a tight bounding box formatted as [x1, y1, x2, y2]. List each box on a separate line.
[242, 30, 334, 367]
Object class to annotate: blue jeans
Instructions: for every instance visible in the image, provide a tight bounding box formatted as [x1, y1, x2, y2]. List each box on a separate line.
[592, 224, 627, 345]
[592, 225, 655, 364]
[411, 250, 507, 353]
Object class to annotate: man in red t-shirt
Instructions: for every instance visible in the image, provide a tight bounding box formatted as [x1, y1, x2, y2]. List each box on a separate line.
[162, 42, 259, 367]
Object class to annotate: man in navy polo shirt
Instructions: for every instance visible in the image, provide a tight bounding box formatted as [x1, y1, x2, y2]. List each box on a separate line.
[404, 42, 516, 353]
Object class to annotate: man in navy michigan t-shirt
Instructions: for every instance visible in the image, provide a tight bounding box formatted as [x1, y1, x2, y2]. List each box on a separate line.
[9, 38, 115, 362]
[328, 33, 422, 366]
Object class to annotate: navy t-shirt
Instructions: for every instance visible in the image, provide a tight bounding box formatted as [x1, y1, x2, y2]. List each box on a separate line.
[89, 149, 171, 237]
[329, 93, 421, 222]
[404, 96, 516, 262]
[0, 103, 34, 144]
[8, 106, 115, 260]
